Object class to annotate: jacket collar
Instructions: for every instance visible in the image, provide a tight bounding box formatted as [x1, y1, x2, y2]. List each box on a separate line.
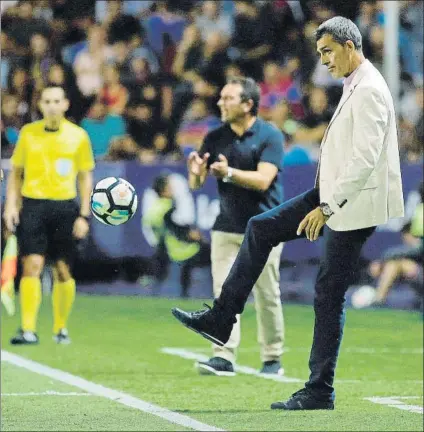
[327, 59, 372, 129]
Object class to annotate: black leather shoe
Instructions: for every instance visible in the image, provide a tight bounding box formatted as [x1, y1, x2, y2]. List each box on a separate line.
[271, 388, 335, 410]
[171, 303, 235, 346]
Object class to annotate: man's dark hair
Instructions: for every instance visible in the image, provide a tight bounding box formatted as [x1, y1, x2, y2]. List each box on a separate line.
[152, 172, 171, 196]
[226, 76, 260, 116]
[315, 16, 363, 51]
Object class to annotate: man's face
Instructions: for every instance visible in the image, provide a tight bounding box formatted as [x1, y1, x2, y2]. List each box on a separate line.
[39, 87, 69, 120]
[217, 83, 249, 123]
[2, 95, 19, 117]
[316, 34, 354, 79]
[30, 34, 48, 56]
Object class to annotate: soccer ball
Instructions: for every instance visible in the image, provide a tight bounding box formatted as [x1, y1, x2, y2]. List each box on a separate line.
[351, 285, 377, 309]
[90, 177, 138, 226]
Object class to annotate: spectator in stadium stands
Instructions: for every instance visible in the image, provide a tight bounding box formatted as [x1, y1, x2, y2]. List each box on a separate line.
[399, 83, 424, 163]
[46, 63, 84, 122]
[144, 1, 188, 56]
[402, 0, 423, 80]
[194, 1, 234, 42]
[1, 31, 19, 90]
[103, 134, 139, 162]
[294, 86, 332, 159]
[102, 0, 143, 46]
[98, 64, 129, 116]
[80, 100, 126, 160]
[126, 101, 157, 153]
[151, 130, 182, 162]
[109, 40, 133, 86]
[172, 23, 203, 85]
[259, 61, 296, 121]
[1, 93, 30, 158]
[73, 25, 113, 99]
[126, 59, 167, 122]
[367, 182, 424, 307]
[25, 33, 55, 92]
[224, 63, 245, 80]
[130, 30, 160, 76]
[3, 1, 51, 51]
[229, 0, 273, 81]
[95, 0, 154, 23]
[143, 172, 211, 298]
[269, 100, 312, 167]
[176, 97, 221, 151]
[7, 67, 33, 121]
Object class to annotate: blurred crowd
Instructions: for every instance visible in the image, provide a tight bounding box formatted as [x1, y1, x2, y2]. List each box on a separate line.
[1, 0, 423, 165]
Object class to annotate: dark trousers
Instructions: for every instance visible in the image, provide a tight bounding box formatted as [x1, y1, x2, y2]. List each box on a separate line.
[215, 188, 375, 396]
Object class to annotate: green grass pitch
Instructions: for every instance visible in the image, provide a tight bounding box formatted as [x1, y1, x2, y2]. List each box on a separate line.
[1, 295, 423, 431]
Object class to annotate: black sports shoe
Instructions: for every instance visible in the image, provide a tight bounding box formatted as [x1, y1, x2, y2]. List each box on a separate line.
[259, 360, 284, 376]
[10, 329, 39, 345]
[271, 388, 335, 410]
[197, 357, 236, 376]
[171, 303, 235, 346]
[53, 329, 71, 345]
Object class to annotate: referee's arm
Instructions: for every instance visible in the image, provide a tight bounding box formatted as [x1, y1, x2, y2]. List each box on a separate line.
[77, 171, 93, 217]
[76, 131, 95, 218]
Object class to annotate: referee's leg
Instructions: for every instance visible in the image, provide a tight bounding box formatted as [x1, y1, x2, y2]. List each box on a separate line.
[49, 200, 79, 343]
[11, 198, 47, 344]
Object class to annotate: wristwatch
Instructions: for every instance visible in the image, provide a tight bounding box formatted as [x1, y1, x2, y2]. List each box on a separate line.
[320, 202, 334, 217]
[222, 167, 233, 183]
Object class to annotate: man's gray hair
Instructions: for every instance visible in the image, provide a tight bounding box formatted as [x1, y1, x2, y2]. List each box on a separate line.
[315, 16, 362, 51]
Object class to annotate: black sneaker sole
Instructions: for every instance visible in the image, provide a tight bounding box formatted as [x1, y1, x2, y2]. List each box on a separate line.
[271, 401, 335, 410]
[10, 339, 39, 345]
[171, 309, 225, 347]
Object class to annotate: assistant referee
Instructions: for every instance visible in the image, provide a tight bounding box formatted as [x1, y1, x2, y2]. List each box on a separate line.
[3, 84, 95, 345]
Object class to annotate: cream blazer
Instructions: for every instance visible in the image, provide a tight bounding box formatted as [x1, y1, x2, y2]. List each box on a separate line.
[318, 59, 405, 231]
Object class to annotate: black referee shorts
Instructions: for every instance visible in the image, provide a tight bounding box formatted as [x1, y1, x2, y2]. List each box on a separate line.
[17, 198, 79, 264]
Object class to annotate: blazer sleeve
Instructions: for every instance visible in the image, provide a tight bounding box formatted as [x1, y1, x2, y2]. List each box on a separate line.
[327, 86, 389, 214]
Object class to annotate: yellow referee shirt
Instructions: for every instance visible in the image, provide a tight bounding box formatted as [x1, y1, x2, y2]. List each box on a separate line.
[11, 119, 95, 200]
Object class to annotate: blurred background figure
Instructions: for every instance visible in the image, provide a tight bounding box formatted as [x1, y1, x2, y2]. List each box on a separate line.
[142, 172, 211, 298]
[352, 181, 423, 310]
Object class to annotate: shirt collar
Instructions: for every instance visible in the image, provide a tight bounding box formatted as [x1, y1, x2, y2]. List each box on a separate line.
[343, 61, 364, 87]
[230, 118, 259, 138]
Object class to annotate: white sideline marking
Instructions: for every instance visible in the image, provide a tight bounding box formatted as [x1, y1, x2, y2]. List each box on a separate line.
[2, 391, 92, 396]
[161, 348, 303, 383]
[364, 396, 423, 414]
[2, 351, 225, 432]
[161, 348, 423, 385]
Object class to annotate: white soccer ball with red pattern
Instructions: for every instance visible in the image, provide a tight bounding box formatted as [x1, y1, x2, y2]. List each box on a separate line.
[90, 177, 138, 226]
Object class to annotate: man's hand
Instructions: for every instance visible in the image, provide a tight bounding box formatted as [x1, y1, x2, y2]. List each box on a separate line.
[187, 151, 210, 176]
[3, 205, 19, 232]
[209, 154, 228, 179]
[188, 229, 202, 242]
[73, 217, 89, 240]
[297, 207, 329, 241]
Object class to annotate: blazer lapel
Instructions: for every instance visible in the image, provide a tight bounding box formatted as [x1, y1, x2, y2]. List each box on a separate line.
[322, 60, 372, 143]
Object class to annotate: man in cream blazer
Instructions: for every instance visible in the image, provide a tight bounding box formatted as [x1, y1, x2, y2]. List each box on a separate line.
[318, 58, 404, 231]
[172, 17, 404, 410]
